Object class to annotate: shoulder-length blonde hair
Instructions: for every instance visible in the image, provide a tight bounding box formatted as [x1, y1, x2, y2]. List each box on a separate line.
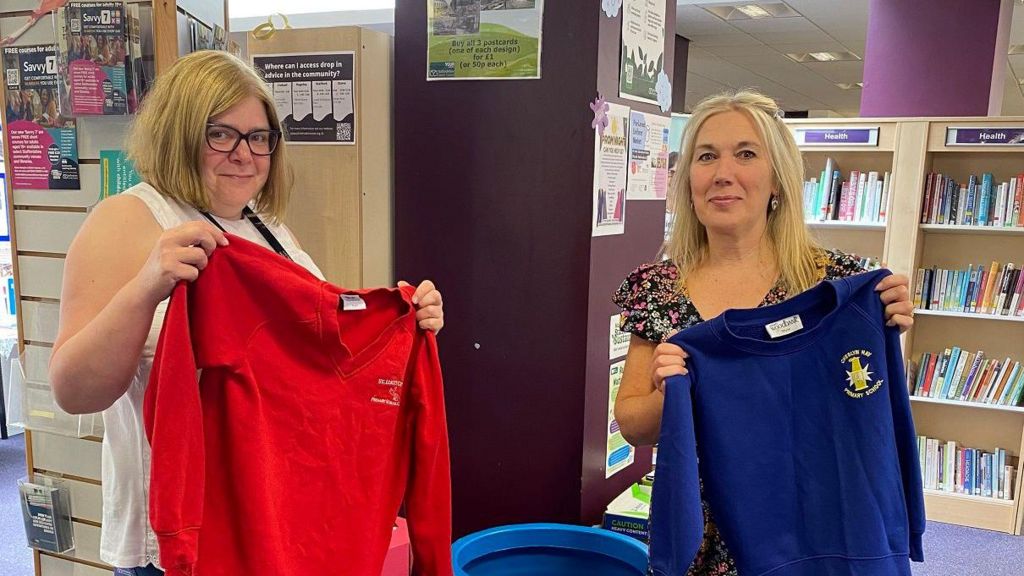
[663, 90, 822, 295]
[127, 50, 290, 221]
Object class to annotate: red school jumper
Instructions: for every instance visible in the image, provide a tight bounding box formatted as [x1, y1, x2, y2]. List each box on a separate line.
[143, 234, 452, 576]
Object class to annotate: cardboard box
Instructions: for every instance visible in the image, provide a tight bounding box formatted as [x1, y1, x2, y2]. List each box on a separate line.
[601, 482, 651, 542]
[382, 517, 411, 576]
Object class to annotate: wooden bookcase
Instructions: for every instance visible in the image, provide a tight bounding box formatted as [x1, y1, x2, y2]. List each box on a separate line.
[789, 117, 1024, 535]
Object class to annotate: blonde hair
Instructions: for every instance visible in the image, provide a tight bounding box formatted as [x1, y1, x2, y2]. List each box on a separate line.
[663, 90, 822, 295]
[127, 50, 291, 221]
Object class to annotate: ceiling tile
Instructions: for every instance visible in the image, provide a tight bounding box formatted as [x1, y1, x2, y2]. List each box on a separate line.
[682, 32, 763, 46]
[801, 60, 865, 83]
[997, 74, 1024, 116]
[728, 16, 817, 35]
[785, 0, 869, 28]
[1010, 3, 1024, 46]
[748, 29, 835, 44]
[1009, 54, 1024, 80]
[771, 41, 848, 54]
[701, 44, 772, 58]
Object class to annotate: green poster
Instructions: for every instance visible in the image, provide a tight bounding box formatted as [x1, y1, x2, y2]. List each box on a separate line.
[99, 149, 141, 199]
[427, 0, 544, 80]
[619, 0, 668, 107]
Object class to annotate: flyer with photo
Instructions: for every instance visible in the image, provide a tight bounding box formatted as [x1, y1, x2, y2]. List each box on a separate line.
[3, 45, 81, 190]
[62, 1, 129, 115]
[626, 110, 671, 200]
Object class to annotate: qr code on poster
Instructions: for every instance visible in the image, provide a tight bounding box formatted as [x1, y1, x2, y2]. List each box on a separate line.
[336, 122, 352, 142]
[6, 69, 19, 88]
[70, 18, 81, 33]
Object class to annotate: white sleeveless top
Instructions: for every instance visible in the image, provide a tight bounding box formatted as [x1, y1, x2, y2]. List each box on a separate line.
[100, 183, 324, 568]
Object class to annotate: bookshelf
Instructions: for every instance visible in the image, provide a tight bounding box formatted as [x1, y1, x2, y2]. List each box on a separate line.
[789, 117, 1024, 535]
[921, 224, 1024, 236]
[791, 119, 899, 266]
[914, 309, 1024, 324]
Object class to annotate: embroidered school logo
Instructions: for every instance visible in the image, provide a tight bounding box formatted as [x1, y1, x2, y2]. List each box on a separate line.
[841, 349, 883, 399]
[371, 378, 403, 407]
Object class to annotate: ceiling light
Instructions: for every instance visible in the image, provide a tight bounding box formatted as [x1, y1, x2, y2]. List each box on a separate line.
[1009, 45, 1024, 55]
[835, 82, 863, 90]
[786, 51, 861, 63]
[735, 4, 772, 18]
[704, 2, 799, 21]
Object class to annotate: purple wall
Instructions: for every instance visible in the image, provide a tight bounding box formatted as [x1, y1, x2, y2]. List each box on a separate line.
[860, 0, 1003, 117]
[579, 2, 675, 524]
[673, 35, 690, 114]
[394, 0, 600, 537]
[395, 0, 679, 535]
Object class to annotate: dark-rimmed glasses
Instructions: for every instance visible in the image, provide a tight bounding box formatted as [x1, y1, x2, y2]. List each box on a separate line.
[205, 123, 281, 156]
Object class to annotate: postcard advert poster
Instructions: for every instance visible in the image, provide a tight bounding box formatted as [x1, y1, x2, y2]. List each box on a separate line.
[3, 45, 81, 190]
[64, 1, 129, 115]
[427, 0, 544, 80]
[252, 52, 356, 145]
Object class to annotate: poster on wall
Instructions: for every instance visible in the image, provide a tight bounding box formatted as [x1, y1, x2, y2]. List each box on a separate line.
[99, 149, 141, 198]
[60, 1, 130, 115]
[619, 0, 666, 105]
[2, 45, 81, 190]
[668, 113, 689, 155]
[607, 360, 634, 479]
[609, 314, 630, 360]
[427, 0, 544, 80]
[252, 52, 355, 145]
[593, 102, 630, 237]
[664, 113, 688, 238]
[627, 110, 670, 200]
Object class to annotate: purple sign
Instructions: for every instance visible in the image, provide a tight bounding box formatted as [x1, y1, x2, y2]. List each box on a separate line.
[794, 127, 878, 146]
[946, 128, 1024, 146]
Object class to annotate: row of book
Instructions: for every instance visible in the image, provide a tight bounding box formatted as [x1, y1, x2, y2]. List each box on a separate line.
[920, 172, 1024, 227]
[802, 159, 889, 223]
[913, 262, 1024, 317]
[909, 349, 1024, 407]
[919, 437, 1015, 501]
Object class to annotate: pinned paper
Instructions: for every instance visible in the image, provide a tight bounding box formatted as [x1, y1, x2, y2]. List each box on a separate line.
[602, 0, 623, 18]
[656, 70, 672, 113]
[591, 94, 610, 137]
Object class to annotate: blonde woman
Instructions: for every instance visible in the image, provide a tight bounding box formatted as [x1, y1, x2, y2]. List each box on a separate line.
[613, 90, 913, 576]
[48, 51, 444, 576]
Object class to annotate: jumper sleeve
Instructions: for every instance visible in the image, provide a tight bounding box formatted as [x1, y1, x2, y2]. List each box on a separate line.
[885, 323, 926, 561]
[648, 372, 704, 576]
[143, 281, 204, 576]
[406, 330, 454, 575]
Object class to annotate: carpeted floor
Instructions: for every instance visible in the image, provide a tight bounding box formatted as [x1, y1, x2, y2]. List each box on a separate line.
[0, 434, 33, 576]
[913, 519, 1024, 575]
[0, 435, 1021, 575]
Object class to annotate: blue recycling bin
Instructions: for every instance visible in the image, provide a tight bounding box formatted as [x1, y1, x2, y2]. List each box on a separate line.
[452, 523, 649, 576]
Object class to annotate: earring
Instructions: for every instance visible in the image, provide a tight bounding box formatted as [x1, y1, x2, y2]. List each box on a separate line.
[770, 196, 780, 211]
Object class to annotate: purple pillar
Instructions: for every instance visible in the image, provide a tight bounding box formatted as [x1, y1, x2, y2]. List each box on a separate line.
[860, 0, 1011, 117]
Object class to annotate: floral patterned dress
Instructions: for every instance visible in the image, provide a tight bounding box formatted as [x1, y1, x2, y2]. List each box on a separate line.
[613, 249, 865, 576]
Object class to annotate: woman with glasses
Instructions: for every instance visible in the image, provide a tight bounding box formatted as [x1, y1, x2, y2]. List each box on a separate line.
[48, 51, 444, 576]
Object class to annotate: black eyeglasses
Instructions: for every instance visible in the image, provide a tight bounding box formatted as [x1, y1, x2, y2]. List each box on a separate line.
[205, 123, 281, 156]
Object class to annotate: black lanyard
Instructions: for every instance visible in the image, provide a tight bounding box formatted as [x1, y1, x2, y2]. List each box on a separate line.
[200, 206, 292, 261]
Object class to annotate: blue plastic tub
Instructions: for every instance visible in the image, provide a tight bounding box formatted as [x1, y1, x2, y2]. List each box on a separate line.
[452, 523, 649, 576]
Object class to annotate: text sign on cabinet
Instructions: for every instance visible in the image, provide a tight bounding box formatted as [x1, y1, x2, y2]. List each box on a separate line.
[945, 127, 1024, 146]
[793, 128, 879, 147]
